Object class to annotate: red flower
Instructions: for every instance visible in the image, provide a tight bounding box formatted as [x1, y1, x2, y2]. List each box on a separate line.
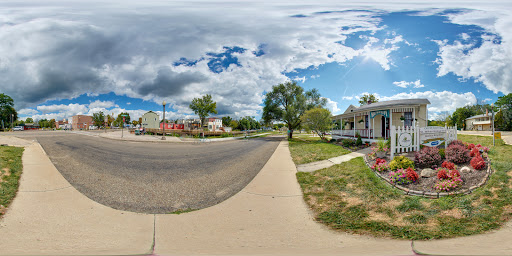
[441, 161, 455, 170]
[470, 155, 486, 170]
[470, 147, 480, 157]
[437, 168, 450, 180]
[406, 167, 419, 182]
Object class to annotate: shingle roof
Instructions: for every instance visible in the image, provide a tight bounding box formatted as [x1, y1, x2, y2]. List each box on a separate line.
[466, 114, 490, 120]
[334, 98, 430, 118]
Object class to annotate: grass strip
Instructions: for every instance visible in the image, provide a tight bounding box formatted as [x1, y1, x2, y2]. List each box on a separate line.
[296, 135, 512, 239]
[289, 136, 350, 165]
[0, 145, 24, 215]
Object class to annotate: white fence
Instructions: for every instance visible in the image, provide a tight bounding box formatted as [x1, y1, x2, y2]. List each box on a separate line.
[390, 126, 419, 159]
[390, 125, 457, 159]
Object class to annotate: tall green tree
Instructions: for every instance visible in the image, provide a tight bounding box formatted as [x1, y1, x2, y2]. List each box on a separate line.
[358, 93, 379, 106]
[25, 117, 34, 123]
[114, 112, 131, 127]
[222, 116, 232, 127]
[262, 81, 326, 139]
[92, 111, 105, 127]
[189, 94, 217, 128]
[301, 107, 333, 140]
[0, 93, 17, 129]
[238, 117, 252, 131]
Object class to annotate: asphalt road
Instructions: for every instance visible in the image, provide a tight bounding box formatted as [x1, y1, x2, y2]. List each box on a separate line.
[16, 131, 282, 213]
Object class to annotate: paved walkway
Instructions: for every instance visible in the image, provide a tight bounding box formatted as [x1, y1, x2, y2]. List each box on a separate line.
[296, 147, 372, 172]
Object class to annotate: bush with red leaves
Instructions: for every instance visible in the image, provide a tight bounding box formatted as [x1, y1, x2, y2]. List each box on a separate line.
[414, 146, 442, 168]
[406, 167, 419, 182]
[448, 140, 466, 148]
[449, 169, 461, 178]
[470, 147, 480, 157]
[437, 168, 450, 180]
[441, 161, 455, 170]
[470, 155, 486, 170]
[446, 143, 471, 164]
[468, 143, 475, 150]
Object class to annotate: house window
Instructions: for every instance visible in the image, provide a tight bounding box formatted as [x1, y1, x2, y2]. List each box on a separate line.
[365, 115, 369, 129]
[404, 112, 413, 127]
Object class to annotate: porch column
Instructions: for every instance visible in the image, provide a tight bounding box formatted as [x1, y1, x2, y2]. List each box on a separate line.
[413, 107, 416, 128]
[389, 109, 392, 139]
[368, 114, 371, 139]
[372, 117, 375, 139]
[353, 114, 356, 137]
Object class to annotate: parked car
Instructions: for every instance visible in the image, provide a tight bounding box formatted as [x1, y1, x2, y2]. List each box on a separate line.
[13, 126, 24, 131]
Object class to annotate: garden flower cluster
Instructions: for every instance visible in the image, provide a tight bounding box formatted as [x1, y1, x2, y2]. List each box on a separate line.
[389, 167, 418, 185]
[434, 166, 462, 192]
[371, 158, 388, 172]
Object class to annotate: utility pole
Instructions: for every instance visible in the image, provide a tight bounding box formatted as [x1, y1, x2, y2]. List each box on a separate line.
[491, 103, 495, 146]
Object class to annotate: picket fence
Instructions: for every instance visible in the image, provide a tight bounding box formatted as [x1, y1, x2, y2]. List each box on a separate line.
[390, 125, 457, 159]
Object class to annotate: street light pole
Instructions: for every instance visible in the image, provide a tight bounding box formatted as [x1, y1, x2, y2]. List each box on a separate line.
[11, 114, 14, 131]
[162, 100, 167, 140]
[492, 103, 495, 146]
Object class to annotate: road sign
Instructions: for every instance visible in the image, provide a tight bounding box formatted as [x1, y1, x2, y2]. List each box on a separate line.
[495, 132, 501, 139]
[121, 114, 128, 117]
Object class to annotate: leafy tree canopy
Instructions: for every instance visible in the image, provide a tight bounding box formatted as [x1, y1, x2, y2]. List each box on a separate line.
[189, 94, 217, 127]
[0, 93, 17, 129]
[301, 107, 333, 140]
[358, 93, 379, 106]
[25, 117, 34, 123]
[92, 112, 105, 127]
[262, 81, 326, 139]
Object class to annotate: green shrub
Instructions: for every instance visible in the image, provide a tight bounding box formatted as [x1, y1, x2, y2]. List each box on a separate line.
[355, 132, 363, 146]
[342, 139, 355, 147]
[439, 148, 445, 159]
[389, 156, 415, 171]
[221, 132, 232, 138]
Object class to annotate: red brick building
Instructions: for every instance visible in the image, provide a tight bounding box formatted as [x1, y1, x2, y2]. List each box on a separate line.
[71, 115, 93, 130]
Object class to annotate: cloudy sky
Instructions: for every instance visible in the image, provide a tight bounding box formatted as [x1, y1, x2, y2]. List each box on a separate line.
[2, 0, 512, 122]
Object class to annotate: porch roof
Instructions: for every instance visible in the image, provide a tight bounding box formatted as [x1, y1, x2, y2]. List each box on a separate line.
[333, 98, 430, 119]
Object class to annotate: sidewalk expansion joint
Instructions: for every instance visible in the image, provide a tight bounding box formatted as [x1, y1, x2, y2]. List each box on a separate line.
[243, 191, 302, 197]
[19, 185, 73, 193]
[150, 214, 156, 255]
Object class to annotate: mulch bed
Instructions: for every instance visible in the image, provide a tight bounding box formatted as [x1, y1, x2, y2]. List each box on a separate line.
[367, 153, 491, 194]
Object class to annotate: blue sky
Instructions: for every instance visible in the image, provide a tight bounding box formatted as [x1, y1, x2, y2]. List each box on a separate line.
[2, 1, 511, 122]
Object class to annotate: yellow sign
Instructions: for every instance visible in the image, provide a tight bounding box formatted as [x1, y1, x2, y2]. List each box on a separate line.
[494, 132, 501, 139]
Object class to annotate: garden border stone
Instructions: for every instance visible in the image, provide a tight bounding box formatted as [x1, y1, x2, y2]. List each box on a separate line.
[363, 154, 493, 198]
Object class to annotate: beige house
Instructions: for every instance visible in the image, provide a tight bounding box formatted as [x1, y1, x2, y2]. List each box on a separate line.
[465, 114, 492, 131]
[141, 111, 160, 129]
[332, 99, 430, 140]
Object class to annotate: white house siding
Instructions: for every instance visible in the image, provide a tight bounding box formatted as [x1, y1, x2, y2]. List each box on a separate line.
[141, 111, 160, 129]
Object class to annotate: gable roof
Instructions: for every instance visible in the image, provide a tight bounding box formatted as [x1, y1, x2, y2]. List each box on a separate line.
[466, 114, 490, 120]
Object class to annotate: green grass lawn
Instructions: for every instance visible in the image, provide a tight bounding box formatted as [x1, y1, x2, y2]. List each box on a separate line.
[289, 136, 350, 165]
[0, 146, 24, 216]
[297, 135, 512, 239]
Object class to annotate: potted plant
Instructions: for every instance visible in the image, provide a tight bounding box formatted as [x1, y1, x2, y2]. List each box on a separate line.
[376, 138, 388, 158]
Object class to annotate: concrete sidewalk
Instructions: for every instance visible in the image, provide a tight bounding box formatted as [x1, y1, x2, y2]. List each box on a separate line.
[0, 135, 412, 255]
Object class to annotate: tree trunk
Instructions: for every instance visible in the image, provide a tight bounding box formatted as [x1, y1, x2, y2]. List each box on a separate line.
[288, 129, 293, 139]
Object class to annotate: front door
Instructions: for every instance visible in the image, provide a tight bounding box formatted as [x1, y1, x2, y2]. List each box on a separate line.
[381, 116, 385, 137]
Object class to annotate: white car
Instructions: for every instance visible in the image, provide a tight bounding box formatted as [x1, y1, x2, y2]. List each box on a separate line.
[13, 126, 24, 131]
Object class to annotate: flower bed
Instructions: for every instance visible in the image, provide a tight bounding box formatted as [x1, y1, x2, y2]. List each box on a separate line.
[365, 140, 492, 196]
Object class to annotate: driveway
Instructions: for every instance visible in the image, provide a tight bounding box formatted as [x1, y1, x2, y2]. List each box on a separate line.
[23, 131, 281, 213]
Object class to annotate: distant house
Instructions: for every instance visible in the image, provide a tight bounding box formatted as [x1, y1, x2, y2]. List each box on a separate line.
[207, 117, 222, 131]
[183, 119, 201, 130]
[332, 98, 430, 140]
[141, 111, 160, 129]
[23, 123, 40, 130]
[465, 113, 492, 131]
[160, 123, 184, 130]
[71, 115, 94, 130]
[56, 119, 70, 130]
